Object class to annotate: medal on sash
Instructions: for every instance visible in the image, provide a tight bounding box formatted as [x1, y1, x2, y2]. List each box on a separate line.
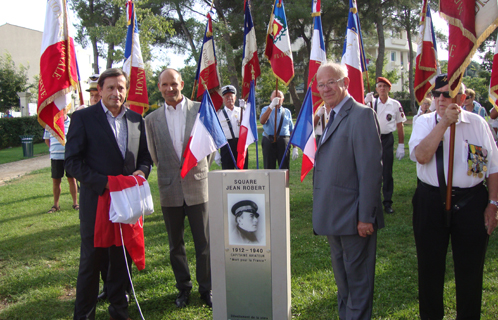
[467, 144, 488, 178]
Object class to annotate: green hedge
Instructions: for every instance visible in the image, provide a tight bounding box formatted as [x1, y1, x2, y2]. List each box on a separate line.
[0, 116, 45, 149]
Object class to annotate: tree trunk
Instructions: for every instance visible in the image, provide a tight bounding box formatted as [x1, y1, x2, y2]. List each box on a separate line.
[91, 36, 99, 74]
[405, 8, 417, 114]
[288, 81, 301, 114]
[106, 42, 114, 69]
[175, 1, 198, 58]
[375, 9, 385, 79]
[212, 0, 240, 94]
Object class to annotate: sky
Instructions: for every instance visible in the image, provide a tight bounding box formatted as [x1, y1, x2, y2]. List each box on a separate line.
[1, 1, 455, 76]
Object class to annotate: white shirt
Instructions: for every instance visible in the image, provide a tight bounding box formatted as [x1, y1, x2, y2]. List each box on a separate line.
[164, 97, 187, 161]
[409, 110, 498, 188]
[375, 97, 406, 134]
[102, 103, 127, 159]
[217, 106, 241, 139]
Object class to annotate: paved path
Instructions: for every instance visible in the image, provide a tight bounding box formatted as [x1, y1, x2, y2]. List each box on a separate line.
[0, 154, 51, 186]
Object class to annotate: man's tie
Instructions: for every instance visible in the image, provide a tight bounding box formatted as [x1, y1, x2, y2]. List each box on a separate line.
[320, 110, 335, 144]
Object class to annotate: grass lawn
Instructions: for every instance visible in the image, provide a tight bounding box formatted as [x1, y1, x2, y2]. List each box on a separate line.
[0, 119, 497, 319]
[0, 143, 49, 164]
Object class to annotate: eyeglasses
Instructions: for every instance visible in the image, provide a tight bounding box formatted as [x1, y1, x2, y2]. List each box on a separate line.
[317, 78, 344, 90]
[465, 96, 472, 100]
[431, 90, 452, 99]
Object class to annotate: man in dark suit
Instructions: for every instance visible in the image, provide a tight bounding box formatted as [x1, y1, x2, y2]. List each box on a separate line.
[66, 68, 152, 320]
[145, 68, 212, 308]
[313, 61, 383, 320]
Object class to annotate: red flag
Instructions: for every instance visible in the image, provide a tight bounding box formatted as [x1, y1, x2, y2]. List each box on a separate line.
[123, 0, 149, 115]
[414, 0, 439, 104]
[489, 34, 498, 112]
[241, 0, 261, 100]
[37, 0, 78, 145]
[440, 0, 498, 96]
[194, 10, 223, 110]
[264, 0, 294, 85]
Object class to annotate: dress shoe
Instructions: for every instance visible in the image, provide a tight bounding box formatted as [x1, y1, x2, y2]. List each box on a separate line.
[97, 291, 107, 302]
[175, 290, 190, 308]
[200, 291, 212, 308]
[384, 205, 394, 214]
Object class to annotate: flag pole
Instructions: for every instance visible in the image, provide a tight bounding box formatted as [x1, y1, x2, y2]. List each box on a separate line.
[274, 78, 278, 142]
[445, 95, 458, 226]
[191, 79, 198, 100]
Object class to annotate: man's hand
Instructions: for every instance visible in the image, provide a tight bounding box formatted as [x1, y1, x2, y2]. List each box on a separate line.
[357, 221, 374, 238]
[441, 103, 460, 127]
[315, 105, 325, 117]
[269, 97, 280, 110]
[214, 150, 222, 167]
[292, 148, 299, 160]
[484, 203, 498, 235]
[132, 170, 145, 177]
[365, 92, 374, 104]
[396, 143, 405, 160]
[239, 99, 246, 110]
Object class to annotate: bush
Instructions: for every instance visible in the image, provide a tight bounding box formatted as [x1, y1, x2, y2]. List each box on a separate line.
[0, 116, 45, 149]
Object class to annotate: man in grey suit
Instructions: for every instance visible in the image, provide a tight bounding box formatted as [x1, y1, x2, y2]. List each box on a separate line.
[145, 68, 212, 308]
[313, 62, 384, 320]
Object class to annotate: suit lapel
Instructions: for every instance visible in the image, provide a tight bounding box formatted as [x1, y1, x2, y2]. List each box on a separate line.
[318, 97, 354, 150]
[94, 102, 122, 157]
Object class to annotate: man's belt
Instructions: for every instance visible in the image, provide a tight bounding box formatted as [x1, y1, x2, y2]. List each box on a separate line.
[267, 135, 290, 141]
[381, 132, 393, 139]
[418, 179, 484, 213]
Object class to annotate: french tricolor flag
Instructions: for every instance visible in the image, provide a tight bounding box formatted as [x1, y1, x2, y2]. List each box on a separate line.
[123, 0, 149, 115]
[308, 0, 327, 112]
[181, 91, 228, 178]
[289, 88, 315, 181]
[237, 80, 259, 169]
[414, 0, 439, 105]
[194, 10, 223, 110]
[341, 0, 366, 104]
[241, 0, 261, 100]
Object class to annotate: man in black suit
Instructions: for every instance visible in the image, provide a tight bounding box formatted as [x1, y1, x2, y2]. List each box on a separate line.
[66, 68, 152, 320]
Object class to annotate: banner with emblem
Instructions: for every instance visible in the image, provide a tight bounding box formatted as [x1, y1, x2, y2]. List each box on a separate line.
[414, 0, 439, 105]
[264, 0, 294, 85]
[37, 0, 79, 145]
[440, 0, 498, 96]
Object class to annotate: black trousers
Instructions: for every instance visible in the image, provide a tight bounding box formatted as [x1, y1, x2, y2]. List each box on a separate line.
[381, 133, 394, 206]
[261, 135, 290, 170]
[74, 221, 131, 320]
[412, 180, 489, 320]
[161, 202, 211, 294]
[220, 138, 248, 169]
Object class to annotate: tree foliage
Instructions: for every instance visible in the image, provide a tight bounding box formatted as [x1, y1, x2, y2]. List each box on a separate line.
[0, 53, 32, 112]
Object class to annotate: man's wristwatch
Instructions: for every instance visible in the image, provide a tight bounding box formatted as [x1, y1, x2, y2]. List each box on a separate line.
[489, 200, 498, 207]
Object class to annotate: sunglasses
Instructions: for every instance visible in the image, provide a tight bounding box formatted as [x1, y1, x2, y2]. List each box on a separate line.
[431, 90, 452, 98]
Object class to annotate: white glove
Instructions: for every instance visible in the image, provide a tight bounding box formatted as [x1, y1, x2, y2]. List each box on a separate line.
[365, 92, 374, 104]
[292, 148, 299, 160]
[269, 97, 280, 110]
[239, 99, 246, 109]
[396, 143, 405, 160]
[316, 105, 325, 117]
[214, 150, 222, 167]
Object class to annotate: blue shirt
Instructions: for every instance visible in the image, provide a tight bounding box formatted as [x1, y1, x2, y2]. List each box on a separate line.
[43, 116, 71, 160]
[260, 106, 294, 137]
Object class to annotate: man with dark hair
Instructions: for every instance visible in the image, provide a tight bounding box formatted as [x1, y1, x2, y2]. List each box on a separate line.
[66, 68, 152, 320]
[409, 74, 498, 319]
[145, 68, 212, 308]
